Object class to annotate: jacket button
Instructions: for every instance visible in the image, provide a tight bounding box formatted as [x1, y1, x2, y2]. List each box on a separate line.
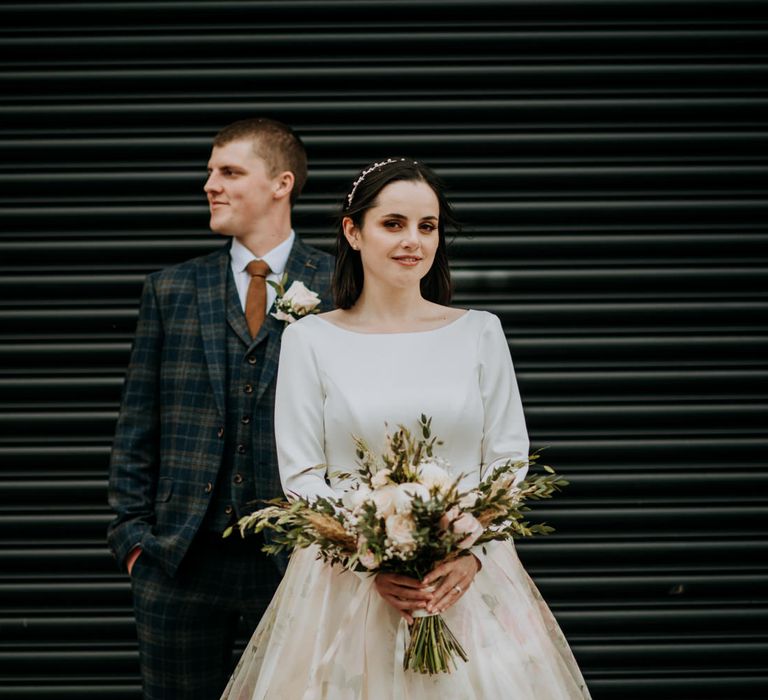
[204, 482, 213, 494]
[241, 415, 251, 425]
[233, 473, 244, 485]
[224, 505, 234, 515]
[217, 426, 224, 438]
[236, 444, 246, 455]
[244, 384, 254, 394]
[246, 355, 257, 365]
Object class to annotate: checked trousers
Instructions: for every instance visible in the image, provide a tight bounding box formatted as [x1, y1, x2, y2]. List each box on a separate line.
[131, 533, 283, 699]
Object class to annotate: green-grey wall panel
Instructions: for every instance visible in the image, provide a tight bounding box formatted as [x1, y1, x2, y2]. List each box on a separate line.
[1, 1, 767, 698]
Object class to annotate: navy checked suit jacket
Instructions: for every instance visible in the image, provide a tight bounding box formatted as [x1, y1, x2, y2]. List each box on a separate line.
[107, 237, 334, 577]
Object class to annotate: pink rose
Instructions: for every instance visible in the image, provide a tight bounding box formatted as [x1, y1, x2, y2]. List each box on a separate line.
[385, 513, 416, 550]
[439, 506, 460, 531]
[440, 507, 483, 549]
[371, 484, 399, 518]
[357, 536, 379, 570]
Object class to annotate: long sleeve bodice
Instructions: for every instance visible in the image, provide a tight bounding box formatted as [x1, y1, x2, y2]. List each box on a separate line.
[274, 310, 529, 500]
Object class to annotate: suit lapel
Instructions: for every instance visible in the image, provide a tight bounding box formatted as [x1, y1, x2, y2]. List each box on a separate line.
[196, 245, 230, 417]
[225, 269, 252, 346]
[253, 237, 323, 402]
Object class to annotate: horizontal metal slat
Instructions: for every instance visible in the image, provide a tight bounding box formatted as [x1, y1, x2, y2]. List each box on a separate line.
[1, 504, 765, 541]
[3, 130, 768, 165]
[3, 96, 768, 132]
[3, 164, 768, 201]
[4, 64, 768, 100]
[2, 540, 765, 574]
[4, 368, 767, 403]
[2, 301, 767, 335]
[3, 28, 768, 65]
[3, 266, 767, 300]
[1, 0, 767, 28]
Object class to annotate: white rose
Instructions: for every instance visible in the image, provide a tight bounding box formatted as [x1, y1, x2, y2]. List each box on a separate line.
[395, 482, 430, 513]
[271, 309, 295, 323]
[385, 513, 416, 549]
[283, 281, 321, 314]
[370, 468, 392, 489]
[371, 484, 399, 518]
[342, 484, 372, 511]
[418, 460, 454, 494]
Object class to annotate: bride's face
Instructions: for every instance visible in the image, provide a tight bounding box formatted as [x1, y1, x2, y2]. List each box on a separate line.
[343, 179, 440, 290]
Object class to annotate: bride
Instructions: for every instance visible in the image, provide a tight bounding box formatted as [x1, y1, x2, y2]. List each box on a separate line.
[222, 158, 591, 699]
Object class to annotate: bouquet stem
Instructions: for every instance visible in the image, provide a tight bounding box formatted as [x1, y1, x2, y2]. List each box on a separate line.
[403, 611, 468, 674]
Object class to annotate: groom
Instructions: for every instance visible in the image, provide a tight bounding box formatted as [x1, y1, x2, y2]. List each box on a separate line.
[107, 118, 334, 698]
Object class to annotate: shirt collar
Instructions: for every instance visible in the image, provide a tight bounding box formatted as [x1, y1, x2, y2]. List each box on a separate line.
[230, 231, 296, 276]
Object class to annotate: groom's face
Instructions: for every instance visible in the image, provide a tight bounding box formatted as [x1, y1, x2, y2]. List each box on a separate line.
[204, 138, 277, 239]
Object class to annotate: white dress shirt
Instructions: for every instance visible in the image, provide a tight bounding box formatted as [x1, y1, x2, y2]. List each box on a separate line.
[229, 231, 296, 313]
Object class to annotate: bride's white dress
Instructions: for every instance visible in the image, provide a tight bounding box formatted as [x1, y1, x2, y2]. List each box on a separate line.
[222, 310, 590, 699]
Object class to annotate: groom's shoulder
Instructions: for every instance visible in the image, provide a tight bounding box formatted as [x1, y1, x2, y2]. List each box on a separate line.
[293, 236, 334, 270]
[147, 243, 228, 288]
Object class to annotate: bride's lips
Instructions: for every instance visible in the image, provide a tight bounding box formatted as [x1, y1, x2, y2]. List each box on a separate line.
[392, 255, 422, 267]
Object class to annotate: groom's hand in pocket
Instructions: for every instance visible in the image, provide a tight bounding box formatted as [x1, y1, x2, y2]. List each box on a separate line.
[374, 573, 433, 624]
[126, 547, 142, 576]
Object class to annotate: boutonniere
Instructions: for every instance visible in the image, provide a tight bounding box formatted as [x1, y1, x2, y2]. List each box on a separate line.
[268, 273, 322, 324]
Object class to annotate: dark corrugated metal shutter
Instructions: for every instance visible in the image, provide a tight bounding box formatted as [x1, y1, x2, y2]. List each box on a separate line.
[1, 1, 767, 697]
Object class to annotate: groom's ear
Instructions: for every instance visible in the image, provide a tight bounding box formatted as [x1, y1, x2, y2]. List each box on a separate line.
[273, 171, 295, 201]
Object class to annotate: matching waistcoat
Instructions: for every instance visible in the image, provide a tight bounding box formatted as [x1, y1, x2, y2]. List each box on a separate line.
[202, 273, 282, 533]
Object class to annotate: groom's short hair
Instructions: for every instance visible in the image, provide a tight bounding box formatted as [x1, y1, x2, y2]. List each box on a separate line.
[213, 118, 308, 205]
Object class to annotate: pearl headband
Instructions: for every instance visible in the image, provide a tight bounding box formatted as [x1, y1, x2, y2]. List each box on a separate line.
[346, 158, 414, 209]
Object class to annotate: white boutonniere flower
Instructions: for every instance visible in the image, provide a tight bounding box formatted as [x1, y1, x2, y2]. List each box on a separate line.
[268, 273, 322, 324]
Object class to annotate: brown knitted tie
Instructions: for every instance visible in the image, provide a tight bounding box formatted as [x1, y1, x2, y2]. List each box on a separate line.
[245, 259, 271, 338]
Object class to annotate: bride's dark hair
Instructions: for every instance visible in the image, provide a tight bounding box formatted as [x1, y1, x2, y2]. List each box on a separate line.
[333, 158, 459, 310]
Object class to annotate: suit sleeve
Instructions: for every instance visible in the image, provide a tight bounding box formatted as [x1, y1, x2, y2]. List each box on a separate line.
[274, 322, 337, 501]
[107, 274, 163, 570]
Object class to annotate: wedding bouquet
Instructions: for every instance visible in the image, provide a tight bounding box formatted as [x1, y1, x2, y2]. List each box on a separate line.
[225, 415, 567, 675]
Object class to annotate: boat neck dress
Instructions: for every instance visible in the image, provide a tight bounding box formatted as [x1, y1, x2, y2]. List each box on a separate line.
[222, 309, 591, 700]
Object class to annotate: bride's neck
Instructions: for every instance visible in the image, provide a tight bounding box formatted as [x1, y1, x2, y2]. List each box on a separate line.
[352, 284, 430, 325]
